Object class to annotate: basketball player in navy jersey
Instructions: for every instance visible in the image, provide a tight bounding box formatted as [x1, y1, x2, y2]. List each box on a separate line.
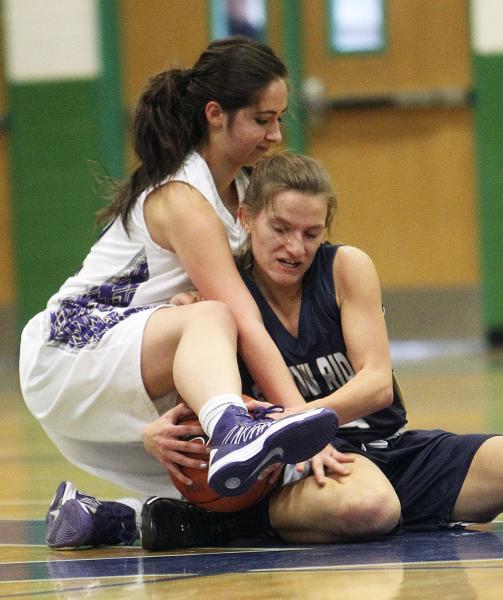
[142, 152, 503, 549]
[234, 152, 503, 542]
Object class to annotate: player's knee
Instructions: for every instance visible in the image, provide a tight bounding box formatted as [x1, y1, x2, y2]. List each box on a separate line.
[192, 301, 237, 334]
[331, 488, 401, 540]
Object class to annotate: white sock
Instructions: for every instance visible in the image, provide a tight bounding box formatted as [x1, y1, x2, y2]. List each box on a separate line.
[198, 394, 246, 438]
[116, 497, 146, 536]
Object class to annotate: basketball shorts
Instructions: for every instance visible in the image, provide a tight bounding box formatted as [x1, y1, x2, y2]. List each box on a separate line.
[20, 304, 180, 496]
[333, 429, 495, 529]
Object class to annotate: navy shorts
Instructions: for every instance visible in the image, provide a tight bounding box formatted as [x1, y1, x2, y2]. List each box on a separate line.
[333, 429, 495, 529]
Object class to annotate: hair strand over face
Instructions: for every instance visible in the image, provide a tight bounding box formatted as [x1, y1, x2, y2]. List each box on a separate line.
[237, 151, 337, 271]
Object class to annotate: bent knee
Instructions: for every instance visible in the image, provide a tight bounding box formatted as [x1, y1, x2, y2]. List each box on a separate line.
[144, 301, 236, 345]
[190, 300, 236, 330]
[329, 488, 401, 540]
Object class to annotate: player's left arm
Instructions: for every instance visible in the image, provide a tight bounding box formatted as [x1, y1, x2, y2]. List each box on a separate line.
[293, 246, 393, 485]
[306, 245, 394, 424]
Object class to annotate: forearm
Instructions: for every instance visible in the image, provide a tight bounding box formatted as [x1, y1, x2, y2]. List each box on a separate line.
[238, 320, 306, 408]
[307, 368, 393, 424]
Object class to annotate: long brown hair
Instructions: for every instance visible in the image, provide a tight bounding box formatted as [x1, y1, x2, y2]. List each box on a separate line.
[97, 36, 287, 230]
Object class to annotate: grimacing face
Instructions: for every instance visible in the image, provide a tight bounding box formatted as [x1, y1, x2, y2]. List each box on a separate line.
[243, 189, 328, 288]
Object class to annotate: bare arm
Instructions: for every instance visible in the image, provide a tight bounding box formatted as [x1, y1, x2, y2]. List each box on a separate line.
[306, 246, 394, 424]
[144, 182, 306, 408]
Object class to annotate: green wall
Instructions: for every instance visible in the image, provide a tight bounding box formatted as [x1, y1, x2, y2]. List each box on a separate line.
[8, 81, 103, 325]
[472, 55, 503, 345]
[5, 0, 124, 330]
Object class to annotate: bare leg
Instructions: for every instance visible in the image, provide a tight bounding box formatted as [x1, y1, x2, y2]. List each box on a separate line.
[452, 436, 503, 523]
[141, 301, 241, 412]
[140, 301, 340, 498]
[270, 454, 401, 543]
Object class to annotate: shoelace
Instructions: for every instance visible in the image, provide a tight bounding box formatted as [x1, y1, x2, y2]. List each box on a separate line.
[221, 405, 286, 445]
[79, 495, 101, 514]
[252, 405, 285, 420]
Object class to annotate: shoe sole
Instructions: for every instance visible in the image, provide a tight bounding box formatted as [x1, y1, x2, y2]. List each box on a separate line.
[46, 481, 77, 524]
[208, 408, 338, 497]
[46, 499, 93, 549]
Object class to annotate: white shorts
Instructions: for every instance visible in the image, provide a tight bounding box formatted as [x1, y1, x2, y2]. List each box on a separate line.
[19, 305, 180, 497]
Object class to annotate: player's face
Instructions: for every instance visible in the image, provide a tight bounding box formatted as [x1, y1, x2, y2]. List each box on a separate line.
[246, 190, 328, 288]
[223, 78, 288, 167]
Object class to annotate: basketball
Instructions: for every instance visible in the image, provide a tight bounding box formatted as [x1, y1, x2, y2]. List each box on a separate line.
[173, 411, 279, 513]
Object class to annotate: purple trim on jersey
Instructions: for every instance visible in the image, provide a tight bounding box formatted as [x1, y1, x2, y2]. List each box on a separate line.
[48, 250, 153, 349]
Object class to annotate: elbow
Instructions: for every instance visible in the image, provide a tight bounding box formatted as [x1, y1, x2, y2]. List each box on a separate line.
[377, 377, 394, 410]
[367, 371, 393, 412]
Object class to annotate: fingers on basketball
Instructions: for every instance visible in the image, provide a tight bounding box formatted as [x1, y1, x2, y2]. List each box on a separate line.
[173, 396, 280, 512]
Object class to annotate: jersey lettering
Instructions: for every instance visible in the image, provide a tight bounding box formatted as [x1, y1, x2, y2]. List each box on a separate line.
[289, 363, 321, 396]
[317, 352, 355, 390]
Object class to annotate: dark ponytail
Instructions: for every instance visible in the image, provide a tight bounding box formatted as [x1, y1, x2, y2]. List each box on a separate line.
[97, 36, 287, 230]
[133, 69, 198, 183]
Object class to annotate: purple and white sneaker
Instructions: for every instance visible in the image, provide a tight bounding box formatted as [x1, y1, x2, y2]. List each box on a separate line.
[45, 481, 137, 549]
[207, 405, 339, 497]
[46, 481, 89, 530]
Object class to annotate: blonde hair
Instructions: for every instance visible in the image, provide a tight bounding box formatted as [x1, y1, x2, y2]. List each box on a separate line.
[238, 152, 337, 270]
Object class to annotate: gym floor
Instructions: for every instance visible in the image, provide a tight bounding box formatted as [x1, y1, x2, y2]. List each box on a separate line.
[2, 321, 503, 598]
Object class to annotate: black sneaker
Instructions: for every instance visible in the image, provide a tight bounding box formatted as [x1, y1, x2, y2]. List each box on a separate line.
[141, 496, 264, 551]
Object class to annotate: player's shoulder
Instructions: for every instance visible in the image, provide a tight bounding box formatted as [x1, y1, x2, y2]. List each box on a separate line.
[146, 181, 217, 229]
[150, 180, 208, 206]
[332, 245, 381, 298]
[333, 244, 376, 272]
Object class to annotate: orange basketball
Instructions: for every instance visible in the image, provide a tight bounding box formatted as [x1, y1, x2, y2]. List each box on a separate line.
[173, 410, 280, 512]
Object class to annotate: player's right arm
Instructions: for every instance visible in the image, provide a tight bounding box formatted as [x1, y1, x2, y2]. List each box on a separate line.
[143, 402, 210, 486]
[144, 181, 307, 409]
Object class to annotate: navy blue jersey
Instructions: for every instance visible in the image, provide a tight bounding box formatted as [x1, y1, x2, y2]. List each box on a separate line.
[238, 243, 407, 444]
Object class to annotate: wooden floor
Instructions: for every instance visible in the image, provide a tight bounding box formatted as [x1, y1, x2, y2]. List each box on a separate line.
[2, 338, 503, 599]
